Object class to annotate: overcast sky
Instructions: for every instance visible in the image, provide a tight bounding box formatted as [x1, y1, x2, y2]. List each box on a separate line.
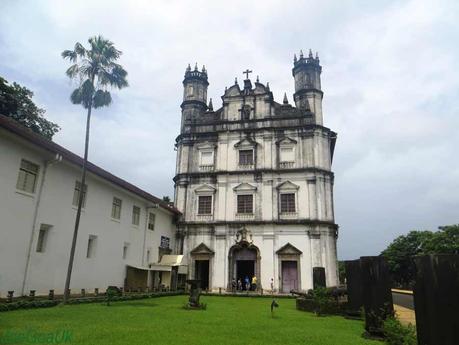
[1, 0, 458, 259]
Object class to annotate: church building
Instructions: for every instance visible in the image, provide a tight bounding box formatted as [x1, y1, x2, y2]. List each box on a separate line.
[174, 50, 339, 292]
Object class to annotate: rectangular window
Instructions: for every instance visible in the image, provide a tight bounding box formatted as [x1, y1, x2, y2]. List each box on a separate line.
[72, 181, 87, 207]
[198, 195, 212, 215]
[160, 236, 170, 249]
[36, 224, 51, 253]
[239, 150, 254, 165]
[111, 197, 122, 219]
[16, 159, 39, 193]
[148, 212, 156, 230]
[132, 206, 141, 225]
[123, 243, 129, 259]
[280, 147, 294, 162]
[237, 194, 253, 214]
[146, 249, 151, 263]
[200, 151, 213, 166]
[280, 193, 296, 213]
[86, 235, 97, 258]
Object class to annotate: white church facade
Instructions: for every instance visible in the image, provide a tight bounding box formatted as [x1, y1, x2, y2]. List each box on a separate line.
[175, 51, 339, 292]
[0, 50, 338, 297]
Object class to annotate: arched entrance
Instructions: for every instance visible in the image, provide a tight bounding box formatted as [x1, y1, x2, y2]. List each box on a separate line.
[228, 242, 261, 291]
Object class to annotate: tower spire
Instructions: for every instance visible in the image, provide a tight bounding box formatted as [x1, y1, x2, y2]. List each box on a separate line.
[283, 93, 288, 105]
[208, 98, 213, 111]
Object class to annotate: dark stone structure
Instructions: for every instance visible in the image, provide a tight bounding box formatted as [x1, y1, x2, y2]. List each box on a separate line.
[186, 279, 202, 308]
[413, 254, 459, 345]
[313, 267, 326, 289]
[344, 259, 363, 316]
[360, 256, 394, 337]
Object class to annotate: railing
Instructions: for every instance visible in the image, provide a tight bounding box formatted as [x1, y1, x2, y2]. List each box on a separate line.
[199, 165, 214, 172]
[238, 164, 254, 170]
[279, 212, 298, 219]
[196, 214, 213, 221]
[235, 213, 255, 220]
[279, 161, 295, 169]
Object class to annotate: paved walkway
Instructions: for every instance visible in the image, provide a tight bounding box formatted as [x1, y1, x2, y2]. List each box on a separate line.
[394, 304, 416, 326]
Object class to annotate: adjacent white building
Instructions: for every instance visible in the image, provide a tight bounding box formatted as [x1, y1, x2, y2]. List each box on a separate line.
[174, 52, 339, 292]
[0, 115, 181, 296]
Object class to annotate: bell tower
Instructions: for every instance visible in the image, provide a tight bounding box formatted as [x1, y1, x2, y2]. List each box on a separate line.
[181, 63, 208, 132]
[292, 49, 324, 125]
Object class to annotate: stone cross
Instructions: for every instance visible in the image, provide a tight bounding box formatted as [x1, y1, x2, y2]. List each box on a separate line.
[243, 69, 252, 79]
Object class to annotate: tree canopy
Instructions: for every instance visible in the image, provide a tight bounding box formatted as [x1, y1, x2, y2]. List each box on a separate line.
[381, 225, 459, 287]
[0, 76, 60, 139]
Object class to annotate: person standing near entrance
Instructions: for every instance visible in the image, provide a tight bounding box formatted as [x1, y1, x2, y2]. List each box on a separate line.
[251, 275, 257, 291]
[231, 278, 237, 292]
[237, 278, 242, 291]
[244, 276, 250, 291]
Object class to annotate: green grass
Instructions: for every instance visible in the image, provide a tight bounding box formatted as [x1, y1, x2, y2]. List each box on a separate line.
[0, 296, 381, 345]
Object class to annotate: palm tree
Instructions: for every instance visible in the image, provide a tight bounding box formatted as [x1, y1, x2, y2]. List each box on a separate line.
[61, 35, 128, 304]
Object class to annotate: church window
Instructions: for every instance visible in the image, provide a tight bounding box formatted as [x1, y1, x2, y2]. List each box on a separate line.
[86, 235, 97, 258]
[198, 195, 212, 214]
[16, 159, 39, 193]
[280, 147, 294, 162]
[148, 212, 156, 230]
[36, 224, 51, 253]
[111, 197, 122, 219]
[242, 105, 251, 120]
[280, 193, 296, 213]
[200, 151, 213, 166]
[239, 150, 254, 165]
[132, 206, 141, 226]
[72, 181, 87, 207]
[237, 194, 253, 214]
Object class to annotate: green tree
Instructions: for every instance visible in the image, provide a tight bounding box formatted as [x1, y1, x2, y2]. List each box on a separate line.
[61, 36, 128, 304]
[381, 225, 459, 287]
[0, 76, 59, 139]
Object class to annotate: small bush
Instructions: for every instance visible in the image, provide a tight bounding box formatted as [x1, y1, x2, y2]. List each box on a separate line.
[383, 317, 417, 345]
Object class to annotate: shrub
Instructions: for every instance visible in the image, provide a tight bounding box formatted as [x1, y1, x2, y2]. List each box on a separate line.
[383, 317, 417, 345]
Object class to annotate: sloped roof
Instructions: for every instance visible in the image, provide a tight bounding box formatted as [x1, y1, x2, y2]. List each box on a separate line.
[0, 114, 181, 215]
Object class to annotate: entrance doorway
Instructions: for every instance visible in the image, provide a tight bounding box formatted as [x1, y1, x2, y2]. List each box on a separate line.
[281, 261, 298, 293]
[195, 260, 209, 290]
[236, 260, 254, 289]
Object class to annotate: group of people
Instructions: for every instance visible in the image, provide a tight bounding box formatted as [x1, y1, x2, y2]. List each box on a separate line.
[231, 275, 257, 292]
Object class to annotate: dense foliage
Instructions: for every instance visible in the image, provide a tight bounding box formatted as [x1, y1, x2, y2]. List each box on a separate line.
[381, 225, 459, 287]
[0, 76, 60, 139]
[383, 317, 417, 345]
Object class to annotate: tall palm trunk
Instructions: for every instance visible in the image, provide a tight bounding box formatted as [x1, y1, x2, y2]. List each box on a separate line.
[63, 97, 93, 304]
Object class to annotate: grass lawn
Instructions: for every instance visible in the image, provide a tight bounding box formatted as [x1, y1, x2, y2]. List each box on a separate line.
[0, 296, 381, 345]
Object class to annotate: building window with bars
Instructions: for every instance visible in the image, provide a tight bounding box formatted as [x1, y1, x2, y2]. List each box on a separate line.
[198, 195, 212, 215]
[86, 235, 97, 258]
[239, 150, 253, 166]
[36, 224, 51, 253]
[72, 181, 87, 207]
[111, 197, 122, 219]
[237, 194, 253, 214]
[123, 243, 129, 259]
[280, 193, 296, 213]
[148, 212, 156, 230]
[132, 206, 141, 226]
[16, 159, 39, 193]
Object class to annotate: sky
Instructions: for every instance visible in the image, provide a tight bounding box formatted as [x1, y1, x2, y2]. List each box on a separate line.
[1, 0, 458, 260]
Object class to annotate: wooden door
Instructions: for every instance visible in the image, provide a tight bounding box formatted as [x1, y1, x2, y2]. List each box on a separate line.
[282, 261, 298, 293]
